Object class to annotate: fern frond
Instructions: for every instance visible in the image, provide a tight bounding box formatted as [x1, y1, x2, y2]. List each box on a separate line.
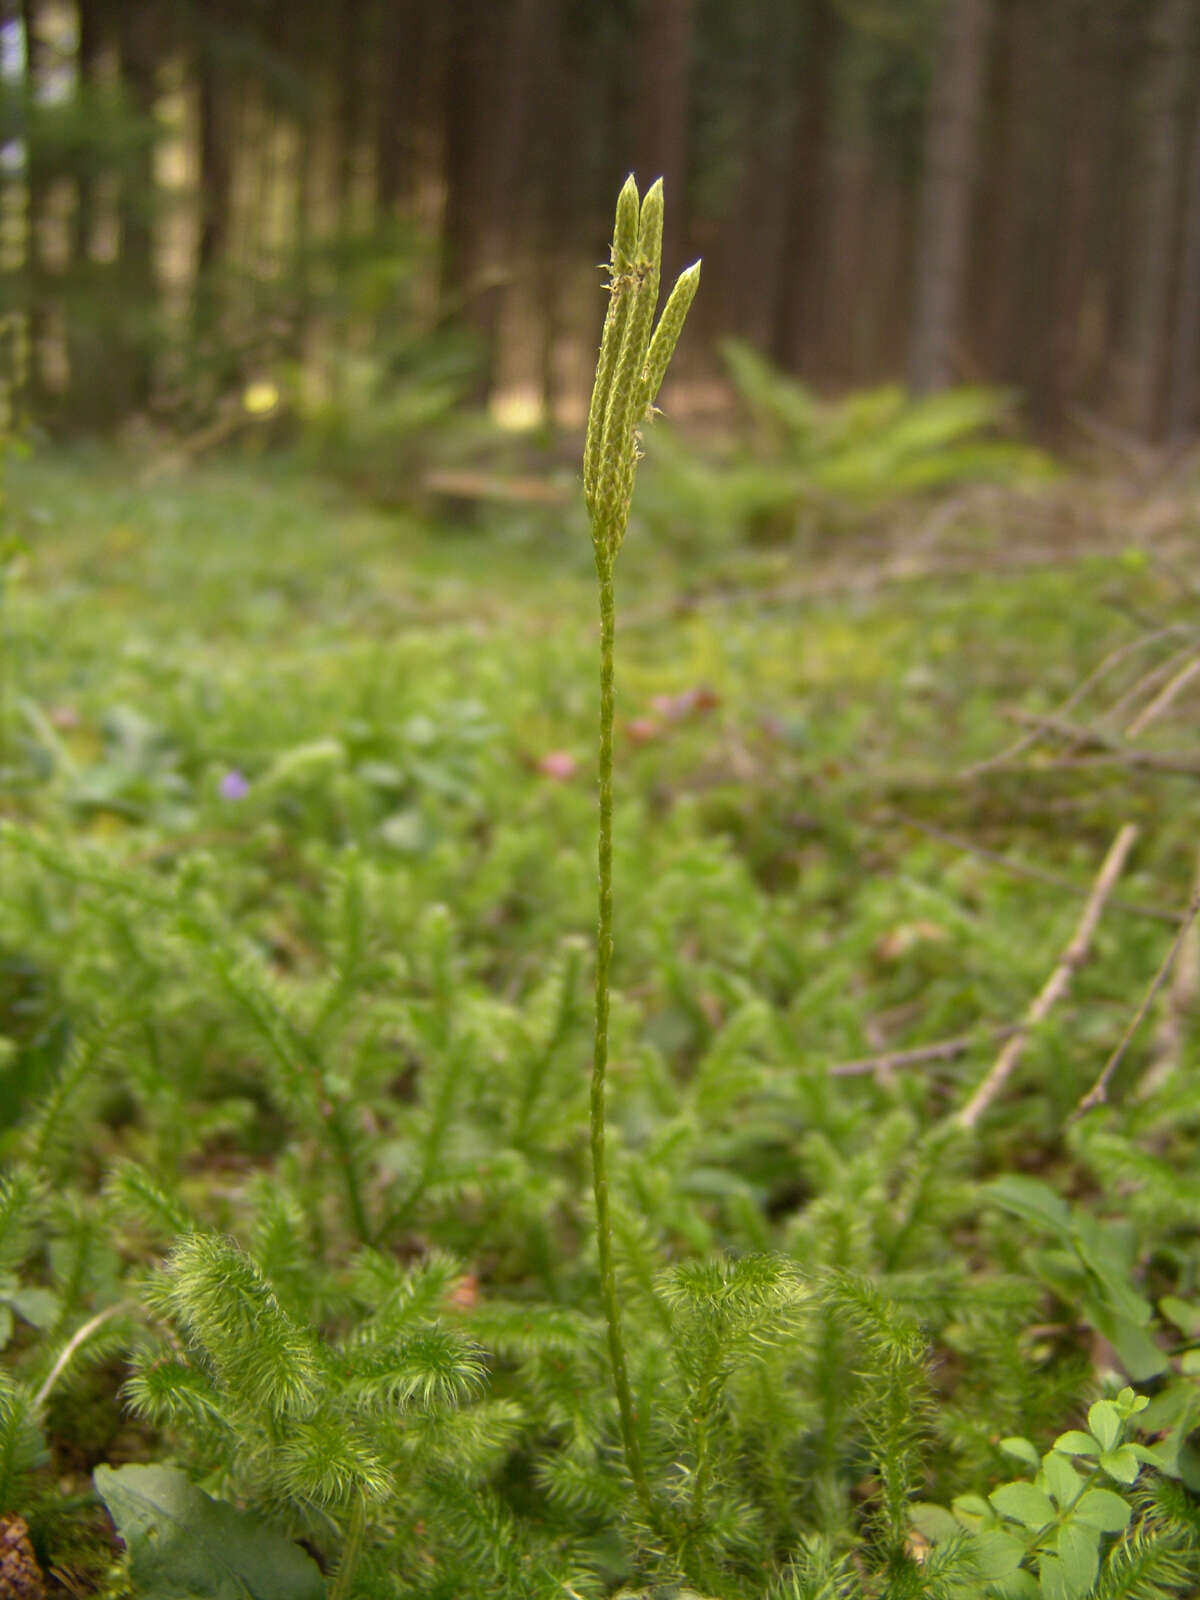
[338, 1325, 486, 1411]
[123, 1353, 232, 1433]
[1095, 1514, 1197, 1600]
[424, 1471, 595, 1600]
[0, 1373, 46, 1513]
[152, 1232, 321, 1421]
[347, 1247, 464, 1329]
[538, 1440, 630, 1522]
[769, 1535, 863, 1600]
[275, 1409, 392, 1510]
[105, 1159, 196, 1244]
[0, 1168, 40, 1274]
[822, 1273, 933, 1554]
[398, 1396, 526, 1480]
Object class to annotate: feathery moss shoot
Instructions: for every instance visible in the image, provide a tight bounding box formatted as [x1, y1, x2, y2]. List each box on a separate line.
[583, 175, 699, 1522]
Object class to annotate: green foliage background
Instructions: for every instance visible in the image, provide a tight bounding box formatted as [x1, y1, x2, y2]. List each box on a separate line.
[0, 437, 1198, 1595]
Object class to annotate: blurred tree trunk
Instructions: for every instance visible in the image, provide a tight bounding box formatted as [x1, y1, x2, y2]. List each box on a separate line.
[908, 0, 991, 393]
[727, 6, 795, 353]
[72, 0, 103, 265]
[441, 0, 494, 320]
[113, 0, 158, 416]
[66, 0, 112, 427]
[1039, 0, 1098, 431]
[442, 0, 544, 401]
[635, 0, 692, 282]
[196, 37, 232, 278]
[1128, 0, 1192, 438]
[19, 0, 49, 412]
[973, 0, 1026, 382]
[375, 0, 418, 215]
[1170, 90, 1200, 440]
[772, 0, 838, 377]
[334, 0, 366, 231]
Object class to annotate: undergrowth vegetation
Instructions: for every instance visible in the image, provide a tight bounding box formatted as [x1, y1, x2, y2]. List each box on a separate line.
[0, 197, 1199, 1597]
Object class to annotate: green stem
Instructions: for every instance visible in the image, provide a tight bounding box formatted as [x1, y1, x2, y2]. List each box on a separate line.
[590, 556, 654, 1522]
[330, 1495, 366, 1600]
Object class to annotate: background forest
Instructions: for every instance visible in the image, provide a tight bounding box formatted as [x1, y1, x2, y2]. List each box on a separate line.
[5, 0, 1200, 443]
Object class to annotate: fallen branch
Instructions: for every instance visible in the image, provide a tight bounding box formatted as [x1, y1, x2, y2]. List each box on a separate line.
[1125, 651, 1200, 738]
[830, 1024, 1022, 1078]
[1076, 869, 1200, 1115]
[1106, 636, 1200, 729]
[1137, 848, 1200, 1100]
[962, 625, 1189, 779]
[958, 823, 1139, 1130]
[894, 813, 1181, 924]
[1004, 711, 1200, 778]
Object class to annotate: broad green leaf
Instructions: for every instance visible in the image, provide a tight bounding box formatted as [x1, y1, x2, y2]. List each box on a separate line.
[1099, 1445, 1140, 1485]
[1054, 1430, 1099, 1456]
[951, 1492, 993, 1530]
[1116, 1387, 1147, 1415]
[1180, 1349, 1200, 1374]
[999, 1437, 1040, 1469]
[990, 1573, 1040, 1600]
[1073, 1487, 1132, 1533]
[1100, 1315, 1168, 1381]
[1087, 1400, 1122, 1452]
[1039, 1551, 1088, 1600]
[1056, 1521, 1100, 1595]
[971, 1529, 1029, 1579]
[94, 1463, 325, 1600]
[1042, 1450, 1083, 1508]
[1072, 1219, 1152, 1325]
[989, 1482, 1055, 1530]
[910, 1503, 959, 1544]
[4, 1286, 59, 1328]
[1160, 1297, 1200, 1338]
[981, 1176, 1071, 1238]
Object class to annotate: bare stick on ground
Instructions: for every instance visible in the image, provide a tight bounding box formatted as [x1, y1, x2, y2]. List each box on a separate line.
[1107, 636, 1200, 729]
[1002, 711, 1200, 778]
[1137, 849, 1200, 1100]
[895, 813, 1181, 923]
[1125, 650, 1200, 738]
[830, 1023, 1023, 1078]
[962, 625, 1189, 779]
[1077, 867, 1200, 1116]
[957, 823, 1139, 1130]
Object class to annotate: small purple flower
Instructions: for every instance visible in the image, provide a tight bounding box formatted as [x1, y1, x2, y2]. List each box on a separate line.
[218, 768, 250, 801]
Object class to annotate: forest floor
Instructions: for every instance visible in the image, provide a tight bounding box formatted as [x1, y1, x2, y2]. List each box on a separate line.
[1, 447, 1199, 1593]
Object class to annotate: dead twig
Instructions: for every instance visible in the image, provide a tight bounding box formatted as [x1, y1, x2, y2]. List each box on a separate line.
[1105, 636, 1200, 730]
[830, 1024, 1023, 1078]
[1003, 710, 1200, 778]
[894, 813, 1182, 924]
[1137, 849, 1200, 1100]
[1077, 871, 1200, 1116]
[958, 824, 1139, 1130]
[962, 625, 1189, 779]
[1125, 651, 1200, 738]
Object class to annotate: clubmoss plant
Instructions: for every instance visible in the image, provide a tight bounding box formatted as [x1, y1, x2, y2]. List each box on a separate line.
[583, 175, 699, 1520]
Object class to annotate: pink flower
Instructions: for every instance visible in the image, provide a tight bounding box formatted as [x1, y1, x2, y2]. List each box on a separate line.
[536, 751, 577, 781]
[649, 685, 720, 722]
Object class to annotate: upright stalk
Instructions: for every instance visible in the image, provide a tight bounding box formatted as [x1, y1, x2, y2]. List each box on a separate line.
[583, 175, 699, 1520]
[590, 561, 652, 1512]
